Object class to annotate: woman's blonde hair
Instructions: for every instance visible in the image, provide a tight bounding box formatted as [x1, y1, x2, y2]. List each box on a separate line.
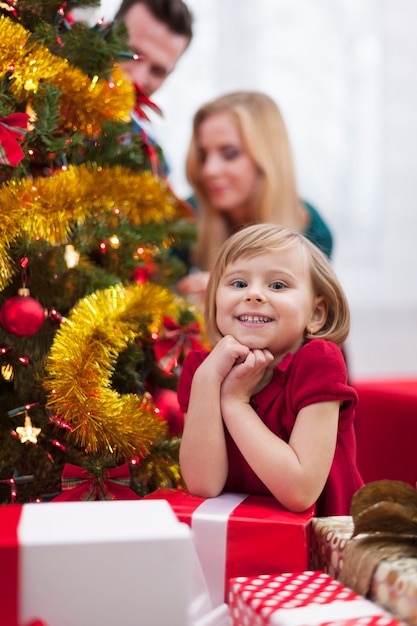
[186, 91, 305, 270]
[204, 223, 350, 348]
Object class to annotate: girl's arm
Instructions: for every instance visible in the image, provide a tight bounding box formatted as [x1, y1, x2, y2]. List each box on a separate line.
[220, 351, 339, 512]
[179, 336, 251, 497]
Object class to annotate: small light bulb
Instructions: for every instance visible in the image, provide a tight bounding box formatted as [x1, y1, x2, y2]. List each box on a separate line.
[1, 363, 14, 381]
[64, 244, 80, 268]
[109, 235, 121, 249]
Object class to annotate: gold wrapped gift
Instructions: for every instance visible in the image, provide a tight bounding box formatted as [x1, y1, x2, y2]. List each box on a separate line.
[310, 480, 417, 625]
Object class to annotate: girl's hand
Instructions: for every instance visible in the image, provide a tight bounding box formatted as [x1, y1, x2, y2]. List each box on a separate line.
[221, 348, 274, 403]
[198, 335, 251, 382]
[180, 335, 250, 498]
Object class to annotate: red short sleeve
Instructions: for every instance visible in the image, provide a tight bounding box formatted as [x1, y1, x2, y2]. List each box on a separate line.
[290, 340, 357, 414]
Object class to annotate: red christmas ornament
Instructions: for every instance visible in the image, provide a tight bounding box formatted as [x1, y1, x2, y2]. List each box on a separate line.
[153, 388, 184, 436]
[0, 288, 45, 337]
[134, 263, 158, 284]
[134, 267, 150, 284]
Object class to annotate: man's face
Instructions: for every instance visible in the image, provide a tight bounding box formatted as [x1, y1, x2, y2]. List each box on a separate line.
[119, 3, 189, 96]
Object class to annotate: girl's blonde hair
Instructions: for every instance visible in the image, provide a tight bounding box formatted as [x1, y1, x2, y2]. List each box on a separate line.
[186, 91, 305, 270]
[204, 223, 350, 348]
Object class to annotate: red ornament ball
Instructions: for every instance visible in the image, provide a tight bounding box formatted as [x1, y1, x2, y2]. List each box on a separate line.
[134, 263, 158, 284]
[153, 388, 184, 436]
[0, 291, 45, 337]
[134, 267, 150, 284]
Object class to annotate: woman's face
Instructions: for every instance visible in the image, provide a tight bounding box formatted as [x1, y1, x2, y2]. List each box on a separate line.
[196, 112, 261, 221]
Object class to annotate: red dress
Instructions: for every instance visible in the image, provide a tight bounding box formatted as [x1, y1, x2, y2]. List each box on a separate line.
[177, 338, 364, 516]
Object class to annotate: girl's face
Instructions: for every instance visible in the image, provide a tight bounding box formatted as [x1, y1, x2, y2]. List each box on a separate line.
[196, 112, 261, 221]
[215, 245, 326, 362]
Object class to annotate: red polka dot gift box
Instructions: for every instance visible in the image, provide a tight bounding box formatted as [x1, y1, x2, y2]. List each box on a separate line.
[228, 571, 404, 626]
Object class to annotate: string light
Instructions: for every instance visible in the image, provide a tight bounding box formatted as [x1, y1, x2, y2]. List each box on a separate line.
[8, 403, 38, 417]
[49, 309, 64, 323]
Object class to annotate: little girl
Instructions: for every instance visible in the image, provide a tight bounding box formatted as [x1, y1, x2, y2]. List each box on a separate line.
[178, 223, 363, 516]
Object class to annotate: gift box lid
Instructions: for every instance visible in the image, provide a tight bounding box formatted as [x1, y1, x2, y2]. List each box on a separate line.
[19, 499, 186, 544]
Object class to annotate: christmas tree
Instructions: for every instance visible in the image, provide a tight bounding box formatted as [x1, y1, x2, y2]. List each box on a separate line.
[0, 0, 202, 504]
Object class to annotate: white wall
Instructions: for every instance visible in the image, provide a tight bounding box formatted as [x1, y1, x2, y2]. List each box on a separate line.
[76, 0, 417, 379]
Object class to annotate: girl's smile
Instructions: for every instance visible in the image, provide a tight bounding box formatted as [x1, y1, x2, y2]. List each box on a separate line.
[237, 315, 273, 324]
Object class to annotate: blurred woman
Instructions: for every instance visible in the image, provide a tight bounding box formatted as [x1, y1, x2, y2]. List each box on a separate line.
[178, 91, 332, 299]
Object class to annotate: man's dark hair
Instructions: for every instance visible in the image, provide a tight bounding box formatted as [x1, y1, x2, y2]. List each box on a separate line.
[115, 0, 193, 41]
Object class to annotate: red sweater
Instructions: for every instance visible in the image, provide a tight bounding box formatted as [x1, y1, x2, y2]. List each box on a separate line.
[178, 339, 364, 516]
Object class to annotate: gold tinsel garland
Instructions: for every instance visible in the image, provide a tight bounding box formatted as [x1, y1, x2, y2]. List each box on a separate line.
[0, 164, 189, 289]
[0, 15, 134, 134]
[43, 282, 183, 461]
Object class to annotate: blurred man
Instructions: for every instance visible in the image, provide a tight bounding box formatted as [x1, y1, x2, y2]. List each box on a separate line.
[114, 0, 194, 176]
[115, 0, 193, 97]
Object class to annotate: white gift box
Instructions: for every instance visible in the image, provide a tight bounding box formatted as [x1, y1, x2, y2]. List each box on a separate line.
[0, 499, 228, 626]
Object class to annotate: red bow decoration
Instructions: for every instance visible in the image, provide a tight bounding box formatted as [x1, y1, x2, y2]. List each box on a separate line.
[53, 463, 139, 501]
[154, 316, 203, 373]
[0, 1, 17, 17]
[133, 83, 162, 121]
[140, 125, 162, 176]
[0, 113, 29, 167]
[132, 83, 164, 174]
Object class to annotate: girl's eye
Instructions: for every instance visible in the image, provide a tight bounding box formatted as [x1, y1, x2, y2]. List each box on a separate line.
[231, 280, 247, 288]
[270, 281, 285, 290]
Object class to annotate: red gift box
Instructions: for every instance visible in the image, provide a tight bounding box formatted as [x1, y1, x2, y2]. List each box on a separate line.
[228, 571, 404, 625]
[146, 488, 315, 607]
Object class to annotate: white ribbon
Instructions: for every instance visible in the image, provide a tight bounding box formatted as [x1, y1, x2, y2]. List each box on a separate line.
[191, 493, 247, 607]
